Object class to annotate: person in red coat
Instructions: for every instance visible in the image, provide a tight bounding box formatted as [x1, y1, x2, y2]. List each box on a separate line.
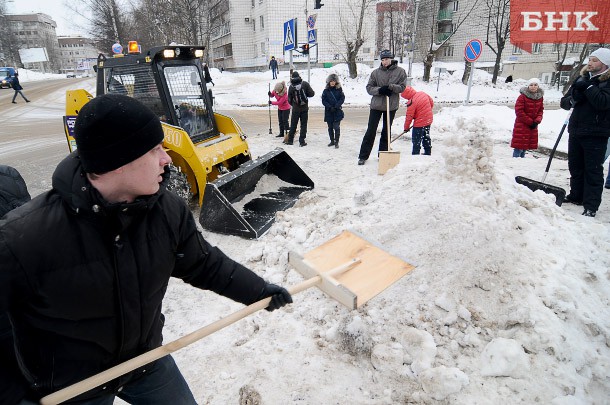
[401, 86, 434, 155]
[511, 78, 544, 157]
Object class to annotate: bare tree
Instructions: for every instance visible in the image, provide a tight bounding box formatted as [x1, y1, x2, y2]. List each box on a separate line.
[562, 44, 591, 94]
[332, 0, 376, 78]
[0, 0, 20, 67]
[66, 0, 133, 52]
[418, 0, 480, 82]
[484, 0, 510, 84]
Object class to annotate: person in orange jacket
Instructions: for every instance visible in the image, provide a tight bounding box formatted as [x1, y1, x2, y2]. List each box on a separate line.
[401, 86, 434, 155]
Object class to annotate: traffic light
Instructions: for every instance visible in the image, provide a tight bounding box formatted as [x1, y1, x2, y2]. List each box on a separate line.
[314, 0, 324, 9]
[301, 44, 310, 55]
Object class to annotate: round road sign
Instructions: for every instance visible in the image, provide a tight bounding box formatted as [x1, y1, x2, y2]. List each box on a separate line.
[464, 39, 482, 62]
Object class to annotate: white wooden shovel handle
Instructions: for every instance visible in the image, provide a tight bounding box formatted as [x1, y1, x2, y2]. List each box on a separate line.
[40, 259, 360, 405]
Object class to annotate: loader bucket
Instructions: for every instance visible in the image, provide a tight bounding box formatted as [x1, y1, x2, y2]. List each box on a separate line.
[199, 148, 314, 238]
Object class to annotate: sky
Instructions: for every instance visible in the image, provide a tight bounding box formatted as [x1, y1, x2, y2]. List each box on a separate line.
[11, 63, 610, 404]
[6, 0, 87, 36]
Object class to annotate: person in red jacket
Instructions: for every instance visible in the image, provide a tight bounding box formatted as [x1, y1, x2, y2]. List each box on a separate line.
[268, 81, 291, 139]
[511, 78, 544, 158]
[401, 86, 434, 155]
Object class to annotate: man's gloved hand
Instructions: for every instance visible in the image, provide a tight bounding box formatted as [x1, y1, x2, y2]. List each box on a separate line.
[268, 91, 273, 97]
[379, 85, 392, 96]
[573, 78, 592, 91]
[258, 283, 293, 312]
[530, 122, 538, 129]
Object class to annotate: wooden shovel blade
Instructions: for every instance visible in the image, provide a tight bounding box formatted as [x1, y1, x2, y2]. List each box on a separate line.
[290, 231, 415, 309]
[378, 151, 401, 175]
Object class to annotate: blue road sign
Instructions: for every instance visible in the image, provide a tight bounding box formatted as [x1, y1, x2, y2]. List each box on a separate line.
[284, 19, 296, 51]
[308, 29, 317, 44]
[464, 39, 482, 62]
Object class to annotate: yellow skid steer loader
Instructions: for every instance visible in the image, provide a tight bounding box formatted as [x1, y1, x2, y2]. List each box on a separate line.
[63, 43, 313, 238]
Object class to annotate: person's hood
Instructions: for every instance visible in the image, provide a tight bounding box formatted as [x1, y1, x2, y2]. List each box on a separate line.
[580, 65, 610, 82]
[274, 81, 287, 96]
[402, 86, 416, 99]
[519, 86, 544, 100]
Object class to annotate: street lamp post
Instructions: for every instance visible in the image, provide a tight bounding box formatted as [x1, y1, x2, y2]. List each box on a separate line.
[406, 0, 420, 86]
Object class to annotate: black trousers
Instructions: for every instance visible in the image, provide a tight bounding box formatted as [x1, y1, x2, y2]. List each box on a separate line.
[327, 121, 341, 143]
[277, 109, 290, 135]
[288, 108, 309, 145]
[358, 109, 397, 160]
[567, 134, 608, 211]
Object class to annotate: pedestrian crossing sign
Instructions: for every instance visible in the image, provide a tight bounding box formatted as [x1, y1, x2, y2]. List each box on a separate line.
[308, 29, 317, 44]
[284, 19, 296, 51]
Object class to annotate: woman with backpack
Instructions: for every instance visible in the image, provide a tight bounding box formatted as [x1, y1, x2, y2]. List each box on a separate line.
[321, 73, 345, 148]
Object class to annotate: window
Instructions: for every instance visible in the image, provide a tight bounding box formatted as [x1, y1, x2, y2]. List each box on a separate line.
[532, 43, 541, 54]
[442, 46, 454, 57]
[570, 43, 580, 53]
[552, 43, 560, 52]
[260, 16, 264, 29]
[251, 0, 254, 6]
[512, 45, 522, 54]
[261, 42, 266, 54]
[253, 20, 256, 31]
[453, 1, 459, 12]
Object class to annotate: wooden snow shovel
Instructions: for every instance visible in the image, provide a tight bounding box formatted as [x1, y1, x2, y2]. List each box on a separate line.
[40, 231, 415, 405]
[378, 95, 401, 175]
[515, 110, 571, 206]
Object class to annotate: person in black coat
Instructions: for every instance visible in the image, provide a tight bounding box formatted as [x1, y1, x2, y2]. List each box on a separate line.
[321, 73, 345, 148]
[0, 94, 292, 404]
[286, 71, 315, 146]
[269, 56, 278, 79]
[11, 73, 30, 103]
[559, 47, 610, 217]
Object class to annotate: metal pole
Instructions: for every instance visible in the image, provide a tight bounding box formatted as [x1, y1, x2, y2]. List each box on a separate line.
[464, 61, 474, 105]
[406, 0, 420, 86]
[306, 1, 310, 82]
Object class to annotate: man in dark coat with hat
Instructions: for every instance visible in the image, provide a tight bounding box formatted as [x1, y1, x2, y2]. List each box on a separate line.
[0, 94, 292, 403]
[358, 49, 407, 165]
[286, 71, 315, 146]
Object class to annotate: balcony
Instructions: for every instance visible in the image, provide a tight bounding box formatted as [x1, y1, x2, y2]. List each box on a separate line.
[436, 32, 451, 42]
[438, 9, 453, 21]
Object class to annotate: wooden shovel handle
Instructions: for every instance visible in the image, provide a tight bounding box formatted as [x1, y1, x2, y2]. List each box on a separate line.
[42, 254, 368, 405]
[39, 277, 319, 404]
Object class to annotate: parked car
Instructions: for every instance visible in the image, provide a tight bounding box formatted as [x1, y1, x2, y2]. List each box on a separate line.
[66, 73, 76, 78]
[0, 67, 16, 89]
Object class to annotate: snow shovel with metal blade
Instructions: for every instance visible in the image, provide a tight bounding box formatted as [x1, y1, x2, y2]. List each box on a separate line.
[40, 231, 415, 405]
[379, 95, 401, 175]
[515, 110, 571, 206]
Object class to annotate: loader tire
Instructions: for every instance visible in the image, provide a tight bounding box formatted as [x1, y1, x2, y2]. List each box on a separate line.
[165, 164, 192, 203]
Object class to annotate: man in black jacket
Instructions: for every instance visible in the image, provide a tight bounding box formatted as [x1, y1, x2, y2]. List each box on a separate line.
[560, 47, 610, 217]
[286, 71, 315, 146]
[0, 94, 292, 404]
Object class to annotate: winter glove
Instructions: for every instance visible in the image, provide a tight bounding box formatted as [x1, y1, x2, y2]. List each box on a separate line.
[269, 101, 273, 105]
[379, 85, 392, 96]
[268, 91, 273, 97]
[530, 122, 538, 129]
[257, 283, 293, 312]
[572, 78, 592, 91]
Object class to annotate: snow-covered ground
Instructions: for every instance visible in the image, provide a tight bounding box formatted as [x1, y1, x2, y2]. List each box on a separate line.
[14, 63, 610, 404]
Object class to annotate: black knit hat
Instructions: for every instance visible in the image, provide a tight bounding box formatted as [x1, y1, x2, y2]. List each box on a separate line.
[74, 94, 164, 173]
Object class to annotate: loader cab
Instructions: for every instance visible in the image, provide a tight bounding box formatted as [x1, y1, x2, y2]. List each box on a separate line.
[96, 45, 217, 143]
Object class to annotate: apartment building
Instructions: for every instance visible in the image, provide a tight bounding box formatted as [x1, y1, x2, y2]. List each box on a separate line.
[377, 0, 586, 83]
[209, 0, 377, 71]
[57, 36, 101, 77]
[6, 13, 61, 72]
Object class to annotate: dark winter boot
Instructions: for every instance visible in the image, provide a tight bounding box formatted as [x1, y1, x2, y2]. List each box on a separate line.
[328, 141, 335, 147]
